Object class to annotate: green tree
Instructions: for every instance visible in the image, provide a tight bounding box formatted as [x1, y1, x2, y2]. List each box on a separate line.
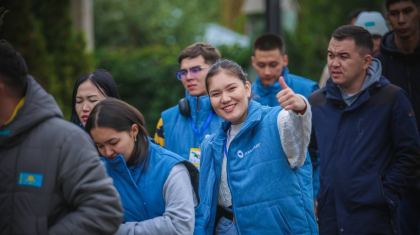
[34, 0, 94, 116]
[95, 45, 184, 134]
[285, 0, 384, 82]
[94, 0, 221, 48]
[0, 0, 93, 118]
[94, 0, 253, 134]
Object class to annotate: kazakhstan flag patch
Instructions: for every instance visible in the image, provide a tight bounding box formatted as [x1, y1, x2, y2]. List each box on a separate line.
[18, 172, 43, 188]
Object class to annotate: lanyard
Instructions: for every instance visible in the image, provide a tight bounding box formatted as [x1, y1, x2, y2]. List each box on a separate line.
[190, 111, 214, 139]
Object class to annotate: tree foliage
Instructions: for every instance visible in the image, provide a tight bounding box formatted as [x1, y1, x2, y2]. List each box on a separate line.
[94, 0, 221, 48]
[0, 0, 93, 118]
[285, 0, 384, 82]
[93, 0, 253, 134]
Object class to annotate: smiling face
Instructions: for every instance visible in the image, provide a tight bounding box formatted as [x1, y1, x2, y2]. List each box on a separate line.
[387, 1, 420, 39]
[75, 80, 106, 126]
[252, 49, 288, 87]
[208, 71, 251, 125]
[327, 37, 371, 94]
[180, 55, 210, 97]
[90, 125, 138, 162]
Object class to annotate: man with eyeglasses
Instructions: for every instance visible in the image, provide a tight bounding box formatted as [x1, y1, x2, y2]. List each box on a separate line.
[154, 43, 223, 168]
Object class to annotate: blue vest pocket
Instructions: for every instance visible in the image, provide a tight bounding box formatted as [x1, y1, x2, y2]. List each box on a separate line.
[270, 205, 295, 235]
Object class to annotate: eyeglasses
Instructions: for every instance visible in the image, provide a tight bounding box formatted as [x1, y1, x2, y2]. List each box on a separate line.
[176, 66, 208, 81]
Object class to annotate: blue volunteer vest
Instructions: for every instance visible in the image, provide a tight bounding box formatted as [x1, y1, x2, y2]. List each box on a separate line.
[162, 91, 223, 160]
[101, 140, 203, 234]
[200, 100, 318, 235]
[251, 66, 319, 106]
[251, 67, 320, 198]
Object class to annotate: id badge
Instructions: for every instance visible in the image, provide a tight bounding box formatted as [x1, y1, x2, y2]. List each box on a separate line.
[189, 148, 201, 170]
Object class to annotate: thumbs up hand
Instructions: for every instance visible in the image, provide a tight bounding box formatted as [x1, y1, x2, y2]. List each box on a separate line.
[276, 76, 307, 114]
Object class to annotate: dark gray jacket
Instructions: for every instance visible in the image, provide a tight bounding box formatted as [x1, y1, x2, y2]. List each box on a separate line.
[0, 76, 123, 235]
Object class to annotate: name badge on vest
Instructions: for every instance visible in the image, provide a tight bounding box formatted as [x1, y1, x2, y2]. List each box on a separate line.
[189, 148, 201, 170]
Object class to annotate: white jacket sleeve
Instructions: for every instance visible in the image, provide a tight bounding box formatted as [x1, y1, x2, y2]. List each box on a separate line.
[115, 163, 196, 235]
[277, 95, 312, 169]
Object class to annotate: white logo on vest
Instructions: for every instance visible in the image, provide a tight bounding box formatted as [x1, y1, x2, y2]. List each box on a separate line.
[237, 143, 261, 159]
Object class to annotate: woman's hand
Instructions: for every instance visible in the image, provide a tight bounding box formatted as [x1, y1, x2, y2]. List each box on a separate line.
[276, 76, 307, 114]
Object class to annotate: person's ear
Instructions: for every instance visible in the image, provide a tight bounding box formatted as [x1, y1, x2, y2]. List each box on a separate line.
[283, 55, 289, 67]
[131, 124, 139, 139]
[251, 56, 257, 69]
[245, 81, 251, 98]
[363, 54, 372, 70]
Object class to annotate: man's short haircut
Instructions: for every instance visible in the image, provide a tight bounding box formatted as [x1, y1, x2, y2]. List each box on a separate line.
[347, 8, 367, 24]
[386, 0, 420, 9]
[253, 33, 286, 55]
[0, 42, 28, 96]
[178, 43, 221, 65]
[331, 25, 373, 56]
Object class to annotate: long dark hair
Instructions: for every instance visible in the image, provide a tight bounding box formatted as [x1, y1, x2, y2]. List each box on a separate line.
[70, 69, 121, 125]
[85, 98, 150, 171]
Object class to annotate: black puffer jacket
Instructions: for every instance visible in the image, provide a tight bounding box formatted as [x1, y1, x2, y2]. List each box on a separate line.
[0, 76, 123, 235]
[376, 30, 420, 135]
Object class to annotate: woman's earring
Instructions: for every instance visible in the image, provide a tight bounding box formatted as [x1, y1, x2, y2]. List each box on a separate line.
[134, 136, 137, 142]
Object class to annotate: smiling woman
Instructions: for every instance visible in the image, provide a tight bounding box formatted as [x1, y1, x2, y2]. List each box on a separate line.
[70, 69, 121, 127]
[199, 59, 317, 235]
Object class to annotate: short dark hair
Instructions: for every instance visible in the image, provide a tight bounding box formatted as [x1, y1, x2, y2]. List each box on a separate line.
[205, 59, 248, 93]
[0, 42, 28, 97]
[253, 33, 286, 55]
[386, 0, 420, 9]
[85, 98, 150, 171]
[331, 25, 373, 56]
[347, 8, 367, 24]
[70, 69, 121, 125]
[178, 43, 221, 65]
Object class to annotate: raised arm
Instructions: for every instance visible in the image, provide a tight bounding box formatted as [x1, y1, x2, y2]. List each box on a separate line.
[276, 76, 312, 168]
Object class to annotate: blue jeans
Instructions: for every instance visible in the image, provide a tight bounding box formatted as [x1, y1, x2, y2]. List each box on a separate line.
[215, 216, 239, 235]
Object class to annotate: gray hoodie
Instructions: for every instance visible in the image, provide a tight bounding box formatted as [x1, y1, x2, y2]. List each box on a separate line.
[0, 76, 123, 235]
[339, 58, 382, 106]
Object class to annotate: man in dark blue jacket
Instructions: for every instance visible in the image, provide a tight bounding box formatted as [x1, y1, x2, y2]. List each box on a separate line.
[376, 1, 420, 232]
[309, 25, 420, 235]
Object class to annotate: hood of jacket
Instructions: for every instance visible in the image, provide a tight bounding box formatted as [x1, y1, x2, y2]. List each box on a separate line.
[0, 75, 63, 148]
[380, 30, 420, 58]
[338, 58, 382, 106]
